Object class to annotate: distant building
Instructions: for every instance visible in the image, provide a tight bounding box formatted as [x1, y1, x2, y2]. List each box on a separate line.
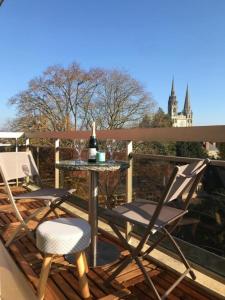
[168, 79, 193, 127]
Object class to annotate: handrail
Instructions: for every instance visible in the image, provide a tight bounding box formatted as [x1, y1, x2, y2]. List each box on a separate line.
[25, 125, 225, 142]
[133, 153, 225, 167]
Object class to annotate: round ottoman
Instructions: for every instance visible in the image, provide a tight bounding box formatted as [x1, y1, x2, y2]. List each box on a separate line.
[36, 218, 91, 300]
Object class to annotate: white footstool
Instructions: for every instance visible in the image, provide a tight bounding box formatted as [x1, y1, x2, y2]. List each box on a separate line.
[36, 218, 91, 300]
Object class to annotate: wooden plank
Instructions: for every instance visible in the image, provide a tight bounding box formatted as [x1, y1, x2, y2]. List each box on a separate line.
[8, 242, 39, 288]
[99, 288, 131, 300]
[51, 272, 82, 300]
[5, 211, 18, 223]
[115, 261, 157, 283]
[129, 285, 155, 300]
[0, 212, 12, 225]
[123, 269, 161, 288]
[84, 270, 110, 297]
[0, 197, 9, 204]
[15, 239, 31, 256]
[162, 272, 216, 300]
[62, 268, 106, 299]
[0, 204, 26, 212]
[94, 267, 124, 292]
[110, 259, 156, 278]
[21, 236, 41, 260]
[60, 270, 89, 298]
[1, 221, 21, 242]
[61, 270, 105, 299]
[46, 278, 68, 300]
[137, 281, 180, 300]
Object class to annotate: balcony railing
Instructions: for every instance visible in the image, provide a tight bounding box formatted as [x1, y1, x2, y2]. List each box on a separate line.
[1, 125, 225, 280]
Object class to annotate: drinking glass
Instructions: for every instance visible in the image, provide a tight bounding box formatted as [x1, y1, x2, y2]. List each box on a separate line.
[74, 139, 85, 164]
[106, 139, 116, 163]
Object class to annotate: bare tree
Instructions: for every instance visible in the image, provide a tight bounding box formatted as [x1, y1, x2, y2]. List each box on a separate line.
[93, 70, 155, 129]
[9, 65, 155, 131]
[9, 63, 102, 131]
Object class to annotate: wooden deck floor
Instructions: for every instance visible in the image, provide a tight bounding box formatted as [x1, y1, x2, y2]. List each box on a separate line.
[0, 188, 220, 300]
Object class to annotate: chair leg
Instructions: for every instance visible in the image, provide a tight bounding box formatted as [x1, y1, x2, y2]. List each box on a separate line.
[38, 254, 53, 300]
[75, 251, 90, 299]
[6, 206, 45, 247]
[163, 228, 196, 280]
[5, 223, 28, 247]
[134, 256, 161, 300]
[33, 199, 65, 231]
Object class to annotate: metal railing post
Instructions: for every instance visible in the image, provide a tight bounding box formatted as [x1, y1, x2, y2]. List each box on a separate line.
[126, 140, 133, 241]
[15, 138, 18, 153]
[15, 138, 19, 186]
[55, 139, 60, 188]
[36, 146, 40, 171]
[25, 138, 30, 185]
[25, 138, 30, 152]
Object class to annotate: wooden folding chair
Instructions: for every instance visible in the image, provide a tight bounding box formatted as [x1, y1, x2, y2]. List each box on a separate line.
[0, 151, 75, 247]
[103, 159, 210, 300]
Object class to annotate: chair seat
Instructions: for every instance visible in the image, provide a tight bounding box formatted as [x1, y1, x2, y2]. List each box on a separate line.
[36, 218, 91, 255]
[14, 188, 75, 202]
[104, 200, 187, 229]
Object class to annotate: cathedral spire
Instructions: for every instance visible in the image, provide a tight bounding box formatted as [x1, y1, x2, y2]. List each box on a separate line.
[168, 78, 177, 117]
[183, 84, 191, 114]
[171, 78, 175, 96]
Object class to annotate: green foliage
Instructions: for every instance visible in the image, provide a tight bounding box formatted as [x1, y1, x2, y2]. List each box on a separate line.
[134, 141, 176, 155]
[150, 108, 172, 128]
[176, 142, 208, 158]
[139, 114, 152, 128]
[139, 107, 171, 128]
[137, 108, 175, 155]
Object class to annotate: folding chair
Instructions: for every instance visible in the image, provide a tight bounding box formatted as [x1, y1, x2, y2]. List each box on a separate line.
[0, 151, 75, 247]
[103, 159, 210, 300]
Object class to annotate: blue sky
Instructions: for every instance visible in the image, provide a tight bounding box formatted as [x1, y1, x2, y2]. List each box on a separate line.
[0, 0, 225, 127]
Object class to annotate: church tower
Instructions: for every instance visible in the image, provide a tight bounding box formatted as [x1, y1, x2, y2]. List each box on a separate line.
[183, 85, 192, 126]
[168, 79, 193, 127]
[168, 79, 178, 125]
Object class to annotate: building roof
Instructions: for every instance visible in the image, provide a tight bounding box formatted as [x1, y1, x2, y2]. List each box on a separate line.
[0, 132, 24, 139]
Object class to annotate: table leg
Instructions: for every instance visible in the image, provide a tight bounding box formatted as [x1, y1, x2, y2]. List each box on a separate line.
[89, 171, 99, 267]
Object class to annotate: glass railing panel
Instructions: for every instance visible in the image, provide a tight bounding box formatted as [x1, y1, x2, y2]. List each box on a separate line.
[132, 154, 225, 277]
[25, 145, 225, 277]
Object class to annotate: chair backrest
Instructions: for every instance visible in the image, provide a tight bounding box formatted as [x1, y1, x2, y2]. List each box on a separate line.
[163, 159, 209, 205]
[0, 151, 40, 223]
[0, 151, 39, 181]
[146, 159, 210, 234]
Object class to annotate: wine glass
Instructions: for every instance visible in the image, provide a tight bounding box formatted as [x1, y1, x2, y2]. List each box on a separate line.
[106, 139, 116, 163]
[74, 139, 85, 164]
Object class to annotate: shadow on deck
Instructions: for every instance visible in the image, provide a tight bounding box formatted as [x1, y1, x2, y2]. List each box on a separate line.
[0, 188, 221, 300]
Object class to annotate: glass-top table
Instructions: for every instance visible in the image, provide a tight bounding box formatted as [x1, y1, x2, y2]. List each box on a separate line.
[56, 160, 129, 267]
[56, 160, 129, 171]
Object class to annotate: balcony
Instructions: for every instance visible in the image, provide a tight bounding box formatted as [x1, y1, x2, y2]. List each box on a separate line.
[0, 125, 225, 300]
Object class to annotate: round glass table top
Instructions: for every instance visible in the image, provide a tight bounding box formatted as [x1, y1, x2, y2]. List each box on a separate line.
[55, 160, 129, 172]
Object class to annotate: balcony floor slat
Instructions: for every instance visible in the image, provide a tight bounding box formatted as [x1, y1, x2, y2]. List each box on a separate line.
[0, 191, 222, 300]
